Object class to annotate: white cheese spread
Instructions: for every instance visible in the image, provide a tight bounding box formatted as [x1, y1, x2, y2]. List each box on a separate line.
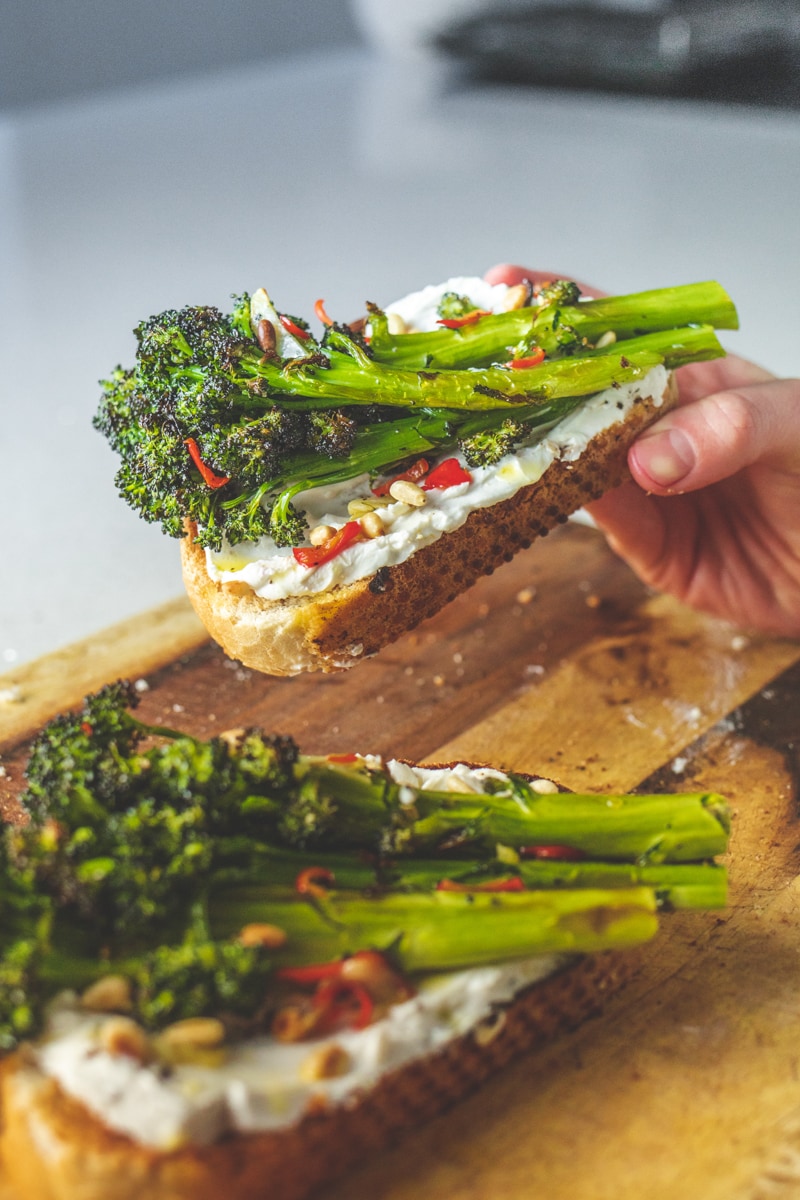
[38, 954, 567, 1149]
[206, 272, 668, 600]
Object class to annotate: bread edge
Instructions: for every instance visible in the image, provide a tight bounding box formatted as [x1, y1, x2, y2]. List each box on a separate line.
[0, 948, 640, 1200]
[180, 375, 678, 676]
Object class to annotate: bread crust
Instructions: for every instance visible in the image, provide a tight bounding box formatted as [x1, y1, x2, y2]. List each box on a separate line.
[180, 378, 677, 675]
[0, 949, 638, 1200]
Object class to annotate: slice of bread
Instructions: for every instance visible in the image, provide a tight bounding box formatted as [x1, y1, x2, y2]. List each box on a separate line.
[0, 949, 637, 1200]
[181, 374, 677, 675]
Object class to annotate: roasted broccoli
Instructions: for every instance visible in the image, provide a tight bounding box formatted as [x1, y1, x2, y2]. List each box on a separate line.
[436, 291, 479, 320]
[537, 279, 583, 307]
[459, 417, 533, 468]
[94, 284, 737, 550]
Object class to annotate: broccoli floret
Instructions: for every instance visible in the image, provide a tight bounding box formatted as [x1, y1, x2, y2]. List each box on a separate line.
[307, 410, 358, 458]
[459, 418, 532, 468]
[436, 292, 478, 320]
[133, 936, 274, 1029]
[537, 279, 582, 307]
[268, 487, 309, 548]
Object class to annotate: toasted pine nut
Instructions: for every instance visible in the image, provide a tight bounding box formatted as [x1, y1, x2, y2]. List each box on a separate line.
[300, 1042, 352, 1082]
[347, 498, 376, 518]
[387, 312, 408, 335]
[594, 330, 617, 348]
[219, 727, 246, 750]
[238, 922, 287, 949]
[360, 511, 384, 539]
[309, 524, 335, 546]
[500, 282, 532, 311]
[160, 1017, 226, 1049]
[272, 1005, 320, 1043]
[389, 479, 426, 507]
[473, 1009, 507, 1047]
[256, 318, 277, 355]
[530, 778, 559, 794]
[81, 975, 133, 1013]
[100, 1017, 152, 1062]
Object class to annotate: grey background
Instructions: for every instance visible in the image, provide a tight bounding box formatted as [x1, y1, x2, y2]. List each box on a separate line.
[0, 0, 361, 111]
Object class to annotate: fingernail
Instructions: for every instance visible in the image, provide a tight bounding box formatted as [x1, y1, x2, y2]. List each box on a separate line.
[634, 428, 695, 488]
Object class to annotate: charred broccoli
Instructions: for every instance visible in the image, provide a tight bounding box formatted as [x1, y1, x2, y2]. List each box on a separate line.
[95, 284, 737, 550]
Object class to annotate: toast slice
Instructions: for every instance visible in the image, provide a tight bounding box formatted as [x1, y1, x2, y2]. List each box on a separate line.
[0, 950, 636, 1200]
[181, 372, 677, 675]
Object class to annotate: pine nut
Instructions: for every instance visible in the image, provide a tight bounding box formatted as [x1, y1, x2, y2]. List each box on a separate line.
[389, 479, 426, 507]
[594, 330, 617, 348]
[530, 778, 559, 794]
[100, 1017, 152, 1062]
[387, 312, 408, 335]
[300, 1042, 352, 1082]
[309, 524, 335, 546]
[348, 495, 391, 517]
[272, 1004, 320, 1043]
[360, 511, 384, 539]
[256, 318, 277, 355]
[81, 975, 133, 1013]
[500, 282, 532, 311]
[473, 1009, 507, 1047]
[347, 498, 376, 518]
[219, 727, 246, 750]
[160, 1017, 226, 1049]
[238, 922, 287, 949]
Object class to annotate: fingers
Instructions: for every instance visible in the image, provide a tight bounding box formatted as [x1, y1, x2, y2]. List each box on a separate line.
[629, 377, 800, 494]
[483, 263, 602, 295]
[674, 354, 776, 407]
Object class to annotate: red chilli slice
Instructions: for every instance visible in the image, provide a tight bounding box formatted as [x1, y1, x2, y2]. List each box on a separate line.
[506, 348, 546, 369]
[184, 438, 231, 489]
[293, 521, 363, 568]
[519, 845, 587, 861]
[435, 877, 526, 893]
[295, 867, 336, 897]
[422, 458, 472, 490]
[436, 309, 491, 329]
[279, 314, 312, 341]
[372, 457, 430, 497]
[314, 298, 334, 327]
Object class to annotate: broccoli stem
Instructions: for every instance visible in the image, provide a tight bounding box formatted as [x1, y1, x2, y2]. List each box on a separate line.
[207, 885, 660, 971]
[281, 760, 730, 864]
[247, 325, 723, 412]
[367, 281, 738, 370]
[203, 840, 727, 910]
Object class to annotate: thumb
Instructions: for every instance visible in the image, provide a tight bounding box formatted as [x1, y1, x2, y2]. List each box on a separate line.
[629, 377, 800, 494]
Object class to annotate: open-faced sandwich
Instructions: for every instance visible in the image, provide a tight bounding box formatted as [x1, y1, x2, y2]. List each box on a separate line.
[94, 275, 738, 675]
[0, 684, 730, 1199]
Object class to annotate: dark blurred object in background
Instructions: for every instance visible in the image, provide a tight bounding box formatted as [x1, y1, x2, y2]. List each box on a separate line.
[437, 1, 800, 108]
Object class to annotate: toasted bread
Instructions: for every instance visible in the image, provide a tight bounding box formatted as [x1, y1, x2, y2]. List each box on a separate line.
[181, 373, 677, 675]
[0, 950, 636, 1200]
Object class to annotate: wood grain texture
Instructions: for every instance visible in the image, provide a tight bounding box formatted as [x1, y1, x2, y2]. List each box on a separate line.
[1, 523, 800, 1200]
[0, 598, 207, 751]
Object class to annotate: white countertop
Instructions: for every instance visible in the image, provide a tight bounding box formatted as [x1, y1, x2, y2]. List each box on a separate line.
[1, 46, 798, 674]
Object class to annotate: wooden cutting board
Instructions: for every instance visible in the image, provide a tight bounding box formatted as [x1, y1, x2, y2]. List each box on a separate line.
[2, 523, 800, 1200]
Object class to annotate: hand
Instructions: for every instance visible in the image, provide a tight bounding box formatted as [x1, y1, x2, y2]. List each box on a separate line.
[484, 264, 800, 637]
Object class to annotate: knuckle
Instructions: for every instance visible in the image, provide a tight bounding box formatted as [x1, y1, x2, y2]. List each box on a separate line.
[702, 389, 760, 456]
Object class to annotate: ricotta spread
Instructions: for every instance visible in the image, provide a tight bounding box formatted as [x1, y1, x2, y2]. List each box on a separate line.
[205, 276, 668, 599]
[35, 761, 568, 1149]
